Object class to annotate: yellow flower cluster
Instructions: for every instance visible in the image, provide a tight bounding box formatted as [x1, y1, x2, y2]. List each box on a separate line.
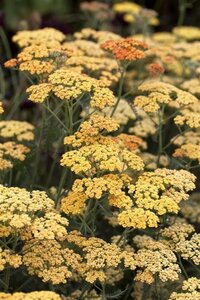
[27, 69, 115, 109]
[61, 191, 88, 215]
[0, 102, 4, 114]
[160, 218, 195, 247]
[12, 45, 70, 75]
[22, 230, 136, 285]
[66, 231, 136, 283]
[174, 112, 200, 128]
[168, 277, 200, 300]
[172, 131, 200, 147]
[26, 83, 52, 103]
[61, 114, 144, 176]
[12, 27, 66, 48]
[62, 174, 133, 214]
[64, 114, 119, 147]
[134, 80, 198, 113]
[173, 143, 200, 163]
[181, 78, 200, 96]
[173, 26, 200, 41]
[133, 235, 180, 284]
[152, 32, 176, 44]
[129, 109, 158, 137]
[65, 55, 119, 86]
[113, 1, 141, 14]
[22, 239, 81, 284]
[82, 98, 137, 127]
[118, 208, 159, 229]
[180, 193, 200, 223]
[176, 233, 200, 265]
[160, 218, 200, 265]
[118, 168, 196, 228]
[0, 247, 22, 271]
[0, 141, 30, 171]
[74, 28, 120, 44]
[64, 39, 105, 57]
[61, 143, 144, 175]
[112, 2, 159, 26]
[0, 185, 63, 238]
[0, 120, 34, 141]
[21, 211, 68, 241]
[0, 291, 62, 300]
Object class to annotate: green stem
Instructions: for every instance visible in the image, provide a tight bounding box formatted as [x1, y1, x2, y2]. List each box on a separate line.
[156, 106, 165, 167]
[154, 275, 161, 300]
[178, 0, 187, 26]
[116, 228, 133, 245]
[177, 254, 188, 279]
[55, 168, 68, 208]
[30, 108, 45, 189]
[55, 101, 74, 207]
[101, 283, 107, 300]
[3, 267, 11, 292]
[42, 103, 69, 132]
[6, 90, 23, 120]
[163, 127, 191, 151]
[110, 68, 126, 117]
[0, 26, 18, 90]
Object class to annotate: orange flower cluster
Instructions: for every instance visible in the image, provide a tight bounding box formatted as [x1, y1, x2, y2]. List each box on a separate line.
[147, 63, 165, 77]
[101, 37, 148, 61]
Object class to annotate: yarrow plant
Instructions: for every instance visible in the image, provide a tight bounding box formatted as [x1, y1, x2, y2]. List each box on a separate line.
[1, 2, 200, 299]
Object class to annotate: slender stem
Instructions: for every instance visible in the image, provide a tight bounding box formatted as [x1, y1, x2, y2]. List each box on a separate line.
[156, 106, 165, 167]
[124, 283, 133, 300]
[55, 168, 68, 208]
[188, 260, 200, 274]
[177, 254, 188, 279]
[42, 103, 69, 132]
[78, 283, 91, 299]
[55, 101, 74, 207]
[178, 0, 187, 26]
[154, 275, 161, 300]
[30, 108, 45, 189]
[101, 283, 107, 300]
[6, 90, 23, 120]
[116, 228, 133, 245]
[0, 26, 18, 90]
[110, 68, 126, 117]
[163, 127, 191, 151]
[3, 267, 11, 292]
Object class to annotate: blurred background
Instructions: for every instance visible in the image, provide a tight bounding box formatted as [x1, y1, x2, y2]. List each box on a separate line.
[0, 0, 200, 36]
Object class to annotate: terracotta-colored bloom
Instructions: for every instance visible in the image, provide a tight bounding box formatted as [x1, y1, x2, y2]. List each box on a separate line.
[147, 63, 165, 77]
[4, 58, 18, 68]
[101, 38, 148, 61]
